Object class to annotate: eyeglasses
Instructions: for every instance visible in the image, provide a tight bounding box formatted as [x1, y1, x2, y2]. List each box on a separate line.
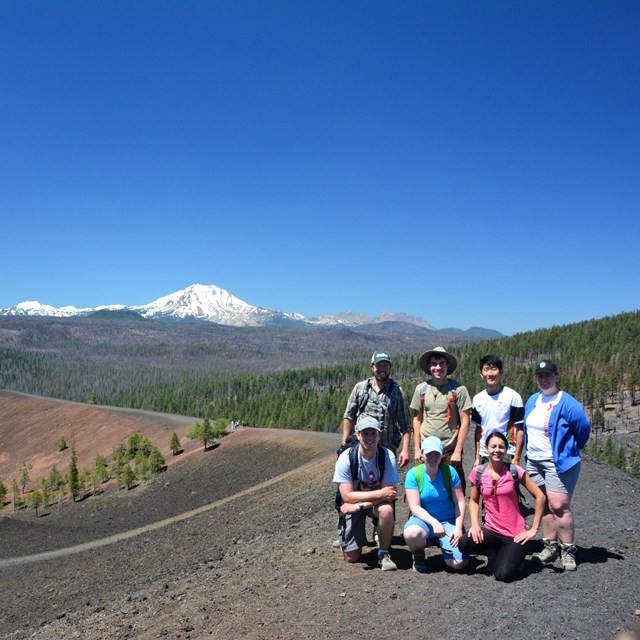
[491, 478, 498, 497]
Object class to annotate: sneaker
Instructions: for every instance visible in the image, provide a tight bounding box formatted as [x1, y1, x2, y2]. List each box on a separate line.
[534, 539, 560, 563]
[379, 552, 397, 572]
[332, 538, 341, 549]
[412, 551, 427, 574]
[560, 543, 577, 571]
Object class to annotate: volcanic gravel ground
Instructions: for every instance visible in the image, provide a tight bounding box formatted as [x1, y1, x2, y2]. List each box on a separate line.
[0, 428, 638, 640]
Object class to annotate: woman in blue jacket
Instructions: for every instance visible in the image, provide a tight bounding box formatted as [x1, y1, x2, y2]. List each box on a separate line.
[523, 360, 590, 571]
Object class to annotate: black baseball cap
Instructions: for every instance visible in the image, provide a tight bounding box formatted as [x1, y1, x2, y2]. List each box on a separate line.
[535, 360, 558, 375]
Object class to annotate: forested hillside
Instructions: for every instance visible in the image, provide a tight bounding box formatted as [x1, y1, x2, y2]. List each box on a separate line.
[1, 312, 637, 436]
[114, 311, 640, 434]
[0, 315, 471, 412]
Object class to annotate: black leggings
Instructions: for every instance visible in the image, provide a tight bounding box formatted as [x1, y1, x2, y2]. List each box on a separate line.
[458, 528, 527, 582]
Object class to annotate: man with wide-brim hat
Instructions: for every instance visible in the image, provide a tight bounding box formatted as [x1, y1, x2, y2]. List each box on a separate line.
[411, 346, 472, 492]
[419, 346, 458, 376]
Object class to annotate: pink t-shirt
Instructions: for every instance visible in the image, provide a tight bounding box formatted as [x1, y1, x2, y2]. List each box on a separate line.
[469, 464, 526, 538]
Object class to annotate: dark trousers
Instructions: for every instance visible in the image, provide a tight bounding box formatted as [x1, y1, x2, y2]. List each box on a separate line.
[458, 528, 527, 582]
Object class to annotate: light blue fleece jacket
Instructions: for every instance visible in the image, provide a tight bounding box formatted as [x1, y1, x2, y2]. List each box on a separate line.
[524, 391, 590, 474]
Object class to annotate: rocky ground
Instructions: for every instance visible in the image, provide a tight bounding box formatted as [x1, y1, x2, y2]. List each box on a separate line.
[0, 427, 639, 640]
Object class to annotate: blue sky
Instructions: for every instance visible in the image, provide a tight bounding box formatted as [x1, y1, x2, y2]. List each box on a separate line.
[2, 1, 638, 335]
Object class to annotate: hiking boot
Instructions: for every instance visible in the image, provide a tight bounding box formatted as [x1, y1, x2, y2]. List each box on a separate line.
[534, 539, 560, 563]
[412, 551, 427, 574]
[560, 543, 577, 571]
[378, 552, 397, 572]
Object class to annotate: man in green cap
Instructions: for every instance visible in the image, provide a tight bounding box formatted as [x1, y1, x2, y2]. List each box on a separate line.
[411, 346, 472, 492]
[342, 350, 411, 468]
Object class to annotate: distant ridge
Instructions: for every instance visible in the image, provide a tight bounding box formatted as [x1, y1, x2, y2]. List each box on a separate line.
[438, 326, 504, 338]
[0, 283, 502, 335]
[89, 309, 147, 321]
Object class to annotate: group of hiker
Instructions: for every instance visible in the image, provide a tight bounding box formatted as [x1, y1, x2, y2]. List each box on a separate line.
[333, 348, 591, 582]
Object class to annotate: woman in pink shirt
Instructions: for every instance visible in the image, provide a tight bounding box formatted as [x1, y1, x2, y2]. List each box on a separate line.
[458, 431, 545, 581]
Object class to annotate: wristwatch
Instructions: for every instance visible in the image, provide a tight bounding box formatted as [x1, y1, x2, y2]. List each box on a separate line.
[357, 501, 365, 510]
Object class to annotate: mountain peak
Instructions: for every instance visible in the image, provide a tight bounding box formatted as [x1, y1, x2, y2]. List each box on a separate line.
[0, 283, 490, 333]
[132, 284, 258, 324]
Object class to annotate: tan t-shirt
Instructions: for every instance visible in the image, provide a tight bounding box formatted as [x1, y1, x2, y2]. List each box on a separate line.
[410, 379, 471, 452]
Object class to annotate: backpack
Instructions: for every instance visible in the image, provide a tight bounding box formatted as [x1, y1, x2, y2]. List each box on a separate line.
[414, 463, 454, 501]
[357, 379, 401, 426]
[420, 381, 459, 425]
[345, 379, 401, 449]
[475, 462, 528, 516]
[335, 444, 387, 511]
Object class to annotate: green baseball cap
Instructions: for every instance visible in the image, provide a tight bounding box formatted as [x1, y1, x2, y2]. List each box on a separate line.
[371, 350, 392, 365]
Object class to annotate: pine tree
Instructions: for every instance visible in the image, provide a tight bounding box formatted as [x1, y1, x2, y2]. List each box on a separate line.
[169, 432, 181, 455]
[120, 464, 137, 490]
[19, 463, 31, 493]
[93, 453, 109, 489]
[613, 446, 626, 471]
[12, 479, 21, 511]
[187, 418, 217, 450]
[603, 436, 615, 464]
[27, 489, 44, 517]
[149, 447, 166, 474]
[48, 465, 64, 492]
[68, 445, 80, 501]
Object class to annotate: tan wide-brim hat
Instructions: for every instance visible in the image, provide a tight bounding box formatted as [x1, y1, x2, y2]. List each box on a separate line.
[419, 346, 458, 374]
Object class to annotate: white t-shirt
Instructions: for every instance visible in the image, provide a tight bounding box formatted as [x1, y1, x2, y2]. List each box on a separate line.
[525, 391, 563, 460]
[333, 446, 398, 489]
[472, 386, 524, 457]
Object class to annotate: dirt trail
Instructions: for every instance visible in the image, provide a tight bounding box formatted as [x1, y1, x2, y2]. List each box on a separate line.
[0, 454, 330, 569]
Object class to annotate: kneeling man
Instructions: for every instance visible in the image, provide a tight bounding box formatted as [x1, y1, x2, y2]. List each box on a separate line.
[333, 416, 398, 570]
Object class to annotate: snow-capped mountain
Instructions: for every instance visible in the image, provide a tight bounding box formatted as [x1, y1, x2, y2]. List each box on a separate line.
[308, 310, 435, 330]
[131, 284, 305, 327]
[3, 301, 86, 318]
[0, 283, 433, 329]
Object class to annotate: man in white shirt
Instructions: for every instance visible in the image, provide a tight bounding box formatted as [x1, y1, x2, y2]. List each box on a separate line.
[471, 354, 524, 466]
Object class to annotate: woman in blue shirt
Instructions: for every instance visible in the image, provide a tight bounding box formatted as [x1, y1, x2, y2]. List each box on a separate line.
[404, 435, 468, 573]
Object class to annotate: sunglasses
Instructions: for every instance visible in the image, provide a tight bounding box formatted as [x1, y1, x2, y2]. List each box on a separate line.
[491, 478, 498, 497]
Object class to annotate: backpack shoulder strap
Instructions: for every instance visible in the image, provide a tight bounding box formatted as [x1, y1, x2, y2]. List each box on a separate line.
[348, 445, 387, 484]
[475, 462, 520, 492]
[348, 445, 359, 482]
[507, 462, 520, 491]
[335, 446, 360, 511]
[376, 445, 387, 481]
[475, 462, 489, 487]
[357, 380, 372, 415]
[420, 381, 428, 413]
[386, 380, 400, 424]
[415, 463, 425, 493]
[440, 463, 452, 501]
[446, 380, 459, 403]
